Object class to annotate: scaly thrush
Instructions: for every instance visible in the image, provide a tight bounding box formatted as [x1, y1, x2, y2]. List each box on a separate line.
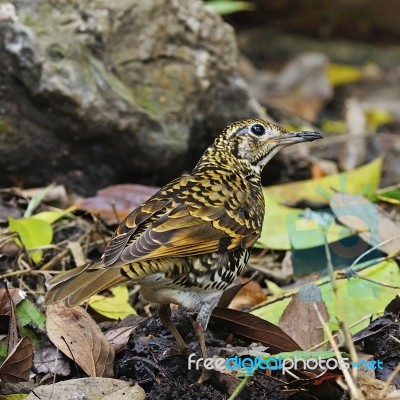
[45, 119, 322, 359]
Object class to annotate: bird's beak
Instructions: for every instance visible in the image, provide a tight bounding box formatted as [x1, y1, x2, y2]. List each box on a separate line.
[275, 131, 323, 145]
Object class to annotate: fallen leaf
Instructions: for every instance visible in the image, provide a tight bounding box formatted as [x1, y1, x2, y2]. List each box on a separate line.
[252, 259, 400, 333]
[0, 288, 24, 316]
[326, 63, 362, 87]
[358, 374, 396, 399]
[228, 278, 268, 310]
[8, 217, 53, 263]
[33, 342, 71, 376]
[25, 378, 145, 400]
[365, 109, 392, 130]
[0, 337, 33, 383]
[77, 184, 159, 225]
[211, 307, 301, 353]
[104, 326, 135, 353]
[257, 193, 353, 250]
[16, 298, 46, 341]
[218, 273, 257, 308]
[310, 159, 338, 179]
[330, 192, 400, 255]
[46, 303, 114, 377]
[279, 284, 329, 350]
[32, 207, 74, 224]
[266, 157, 382, 205]
[377, 187, 400, 205]
[0, 283, 19, 352]
[88, 285, 137, 320]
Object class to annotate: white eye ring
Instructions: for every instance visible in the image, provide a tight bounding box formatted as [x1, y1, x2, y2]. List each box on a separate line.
[250, 123, 267, 136]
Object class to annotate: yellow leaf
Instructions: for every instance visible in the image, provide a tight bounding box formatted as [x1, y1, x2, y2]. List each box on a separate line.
[257, 192, 353, 250]
[257, 158, 382, 250]
[8, 217, 53, 263]
[88, 286, 137, 320]
[32, 206, 76, 224]
[266, 157, 382, 205]
[365, 109, 392, 130]
[326, 63, 362, 87]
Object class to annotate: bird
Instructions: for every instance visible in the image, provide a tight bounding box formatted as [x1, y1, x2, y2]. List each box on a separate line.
[44, 119, 322, 360]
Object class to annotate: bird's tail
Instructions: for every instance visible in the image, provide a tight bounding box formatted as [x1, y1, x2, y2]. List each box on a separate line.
[44, 262, 129, 307]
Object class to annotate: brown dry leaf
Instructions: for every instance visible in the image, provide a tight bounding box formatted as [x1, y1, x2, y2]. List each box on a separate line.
[77, 184, 159, 225]
[228, 278, 268, 310]
[104, 326, 135, 354]
[330, 193, 400, 255]
[46, 303, 114, 377]
[279, 284, 329, 350]
[0, 283, 20, 351]
[0, 336, 33, 382]
[211, 307, 301, 353]
[0, 287, 24, 316]
[25, 378, 145, 400]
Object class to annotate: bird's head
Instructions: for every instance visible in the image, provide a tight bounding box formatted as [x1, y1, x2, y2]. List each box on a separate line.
[209, 119, 322, 174]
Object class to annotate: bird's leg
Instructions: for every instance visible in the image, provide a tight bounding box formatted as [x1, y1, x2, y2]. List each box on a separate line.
[194, 320, 208, 360]
[195, 294, 221, 360]
[194, 295, 221, 383]
[158, 303, 187, 351]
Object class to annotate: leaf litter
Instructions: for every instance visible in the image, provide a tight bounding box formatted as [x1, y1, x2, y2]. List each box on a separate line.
[0, 80, 399, 399]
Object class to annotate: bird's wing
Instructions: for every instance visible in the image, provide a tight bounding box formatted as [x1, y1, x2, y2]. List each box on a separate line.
[102, 174, 263, 268]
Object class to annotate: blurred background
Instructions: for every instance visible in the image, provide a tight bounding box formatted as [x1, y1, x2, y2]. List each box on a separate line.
[0, 0, 399, 196]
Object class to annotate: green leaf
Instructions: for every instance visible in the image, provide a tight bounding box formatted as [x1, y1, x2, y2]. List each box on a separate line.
[8, 217, 53, 263]
[377, 187, 400, 205]
[16, 299, 46, 336]
[252, 259, 400, 333]
[88, 285, 137, 320]
[207, 0, 254, 15]
[16, 298, 46, 343]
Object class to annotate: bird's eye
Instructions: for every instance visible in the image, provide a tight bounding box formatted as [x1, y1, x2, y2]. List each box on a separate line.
[250, 124, 266, 136]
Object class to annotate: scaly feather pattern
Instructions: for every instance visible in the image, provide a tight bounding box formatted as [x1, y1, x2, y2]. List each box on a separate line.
[45, 119, 321, 358]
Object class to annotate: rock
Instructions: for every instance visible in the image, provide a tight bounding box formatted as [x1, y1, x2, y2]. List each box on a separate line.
[0, 0, 265, 194]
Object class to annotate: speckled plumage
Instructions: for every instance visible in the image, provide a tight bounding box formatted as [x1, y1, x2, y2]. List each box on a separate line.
[45, 119, 321, 358]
